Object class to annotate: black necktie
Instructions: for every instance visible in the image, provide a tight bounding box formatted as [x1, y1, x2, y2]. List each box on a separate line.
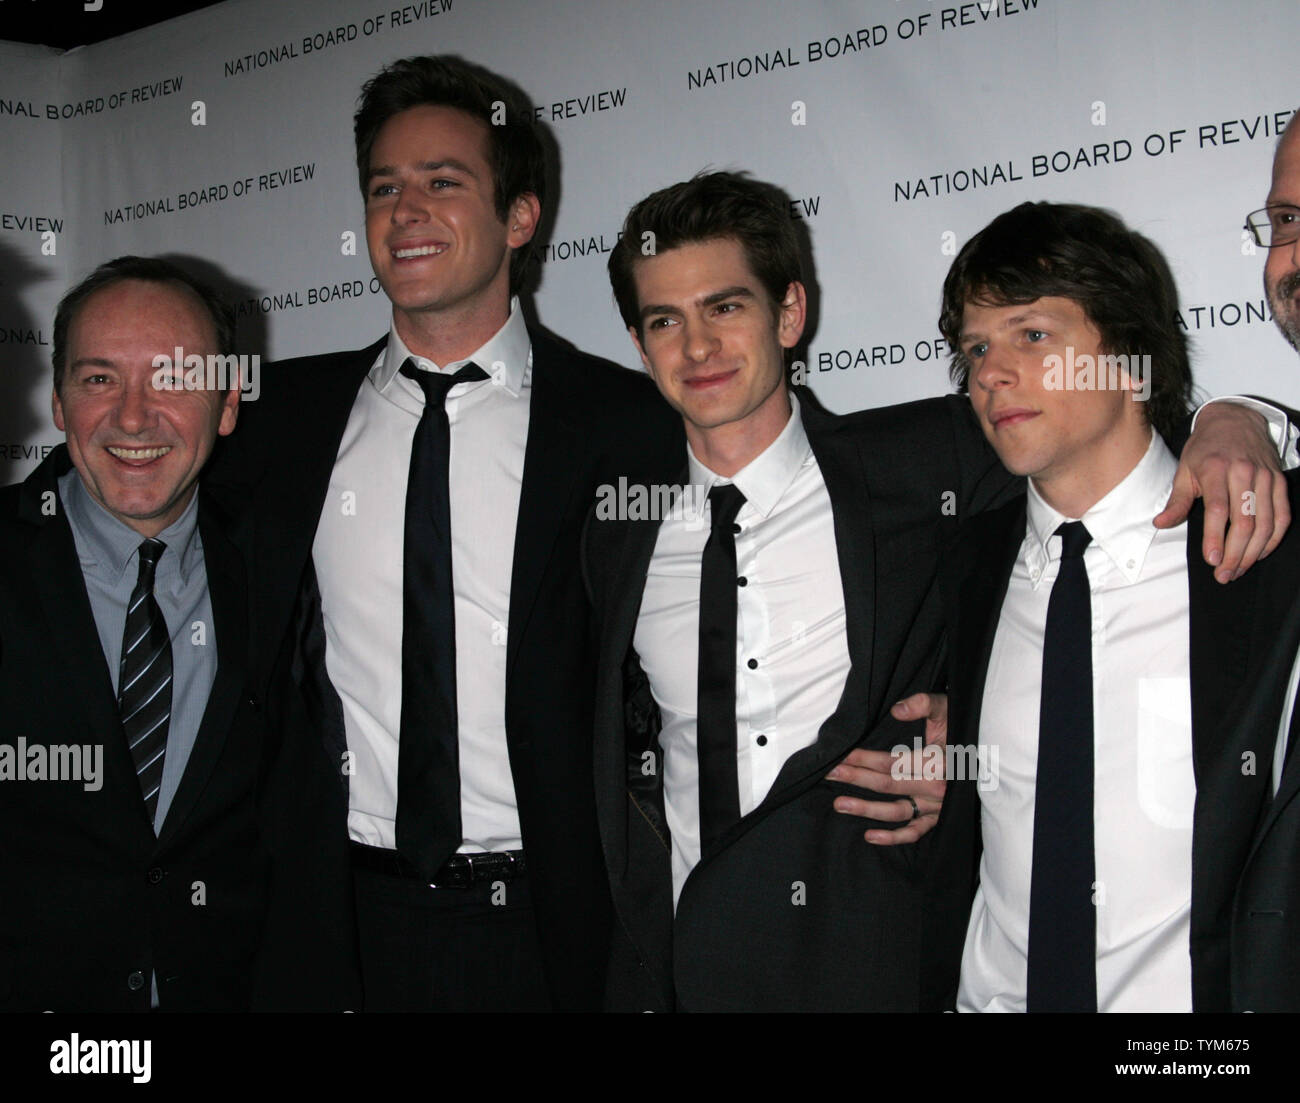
[396, 359, 488, 879]
[1027, 521, 1097, 1012]
[119, 538, 171, 827]
[697, 483, 747, 853]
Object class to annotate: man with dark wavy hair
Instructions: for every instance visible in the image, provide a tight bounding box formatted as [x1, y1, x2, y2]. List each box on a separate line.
[209, 54, 684, 1011]
[926, 200, 1300, 1012]
[587, 177, 1291, 1010]
[938, 202, 1192, 445]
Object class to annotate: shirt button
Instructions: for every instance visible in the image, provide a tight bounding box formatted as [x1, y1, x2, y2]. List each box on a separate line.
[755, 734, 768, 746]
[146, 867, 165, 885]
[737, 576, 748, 587]
[747, 658, 758, 670]
[1127, 559, 1136, 570]
[127, 971, 145, 992]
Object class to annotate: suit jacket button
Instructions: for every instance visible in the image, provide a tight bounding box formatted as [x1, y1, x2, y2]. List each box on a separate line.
[127, 971, 145, 991]
[147, 867, 165, 885]
[247, 695, 261, 712]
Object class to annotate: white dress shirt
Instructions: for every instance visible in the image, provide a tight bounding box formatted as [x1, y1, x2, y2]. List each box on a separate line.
[959, 432, 1201, 1012]
[633, 393, 851, 906]
[312, 299, 532, 853]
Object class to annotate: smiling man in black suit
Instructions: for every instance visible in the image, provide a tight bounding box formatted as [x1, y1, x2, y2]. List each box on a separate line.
[208, 54, 687, 1012]
[0, 256, 272, 1010]
[585, 173, 1295, 1013]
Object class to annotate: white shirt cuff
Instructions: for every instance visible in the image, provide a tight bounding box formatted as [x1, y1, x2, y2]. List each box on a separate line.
[1191, 396, 1300, 470]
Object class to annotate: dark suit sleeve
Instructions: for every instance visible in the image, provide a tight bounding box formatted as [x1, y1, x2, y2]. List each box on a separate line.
[921, 515, 996, 1009]
[580, 503, 599, 609]
[250, 572, 360, 1011]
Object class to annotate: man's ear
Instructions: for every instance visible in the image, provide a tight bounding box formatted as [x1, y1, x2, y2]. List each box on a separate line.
[778, 281, 808, 349]
[217, 384, 240, 437]
[507, 192, 541, 248]
[51, 387, 65, 432]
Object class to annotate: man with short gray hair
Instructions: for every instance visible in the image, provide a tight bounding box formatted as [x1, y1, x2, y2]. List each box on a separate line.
[0, 256, 288, 1010]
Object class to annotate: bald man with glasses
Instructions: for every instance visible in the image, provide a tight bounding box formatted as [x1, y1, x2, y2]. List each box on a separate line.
[1232, 113, 1300, 1012]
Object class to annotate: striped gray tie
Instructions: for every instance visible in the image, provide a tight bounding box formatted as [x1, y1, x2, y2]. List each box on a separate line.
[119, 538, 172, 826]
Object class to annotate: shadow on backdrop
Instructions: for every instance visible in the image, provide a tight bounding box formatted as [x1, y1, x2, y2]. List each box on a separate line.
[0, 240, 56, 487]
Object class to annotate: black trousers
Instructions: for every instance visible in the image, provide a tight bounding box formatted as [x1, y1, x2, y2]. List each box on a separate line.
[351, 861, 552, 1012]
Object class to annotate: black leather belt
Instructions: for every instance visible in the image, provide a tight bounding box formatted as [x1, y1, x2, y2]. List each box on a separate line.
[349, 841, 526, 888]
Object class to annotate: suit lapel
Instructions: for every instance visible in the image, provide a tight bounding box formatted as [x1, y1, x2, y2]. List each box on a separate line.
[156, 491, 250, 844]
[1184, 504, 1289, 1008]
[26, 488, 120, 738]
[506, 329, 584, 680]
[595, 500, 672, 970]
[1241, 583, 1300, 849]
[811, 403, 875, 690]
[1186, 507, 1267, 789]
[24, 465, 139, 822]
[599, 483, 676, 865]
[1264, 700, 1300, 826]
[276, 342, 376, 538]
[247, 340, 379, 684]
[949, 499, 1025, 752]
[921, 499, 1022, 1008]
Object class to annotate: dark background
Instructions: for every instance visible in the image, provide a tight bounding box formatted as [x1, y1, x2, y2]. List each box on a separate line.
[0, 1, 223, 50]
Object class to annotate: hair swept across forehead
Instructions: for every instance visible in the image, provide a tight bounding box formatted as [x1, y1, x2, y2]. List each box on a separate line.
[938, 201, 1192, 442]
[607, 170, 802, 336]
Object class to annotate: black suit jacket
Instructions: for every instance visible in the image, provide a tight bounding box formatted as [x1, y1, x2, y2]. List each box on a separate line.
[926, 471, 1300, 1012]
[1231, 520, 1300, 1011]
[581, 390, 1018, 1011]
[207, 325, 683, 1010]
[0, 447, 287, 1011]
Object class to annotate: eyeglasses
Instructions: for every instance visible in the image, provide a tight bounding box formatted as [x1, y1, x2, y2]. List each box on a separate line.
[1244, 204, 1300, 247]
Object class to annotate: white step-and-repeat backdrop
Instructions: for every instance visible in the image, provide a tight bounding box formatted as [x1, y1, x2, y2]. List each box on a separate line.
[1, 0, 1294, 484]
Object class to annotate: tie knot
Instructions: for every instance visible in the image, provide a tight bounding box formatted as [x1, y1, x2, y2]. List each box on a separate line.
[135, 538, 165, 583]
[399, 358, 490, 407]
[708, 483, 746, 530]
[1055, 521, 1092, 560]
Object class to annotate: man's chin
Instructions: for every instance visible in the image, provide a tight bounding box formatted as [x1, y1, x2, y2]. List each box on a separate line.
[97, 485, 192, 535]
[679, 399, 746, 433]
[986, 448, 1039, 479]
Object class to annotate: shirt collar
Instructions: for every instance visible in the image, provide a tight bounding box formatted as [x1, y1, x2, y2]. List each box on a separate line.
[373, 295, 530, 397]
[59, 467, 204, 586]
[1023, 429, 1176, 588]
[686, 390, 813, 518]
